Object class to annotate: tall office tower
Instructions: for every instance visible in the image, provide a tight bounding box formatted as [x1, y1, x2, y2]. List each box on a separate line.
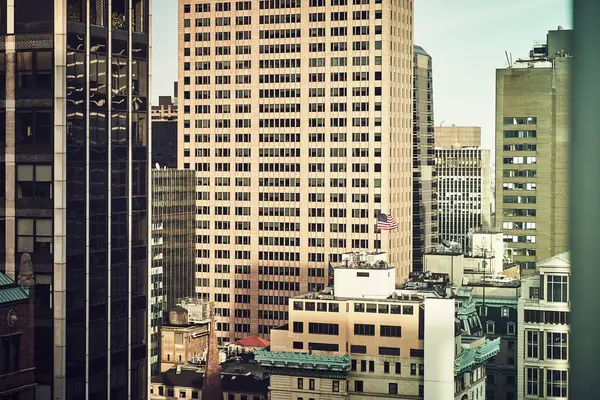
[151, 94, 178, 168]
[0, 1, 151, 398]
[150, 167, 195, 375]
[177, 0, 414, 341]
[412, 45, 437, 273]
[435, 142, 492, 251]
[496, 28, 571, 271]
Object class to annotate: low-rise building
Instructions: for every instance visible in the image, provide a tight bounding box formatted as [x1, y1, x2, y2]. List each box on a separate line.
[256, 351, 350, 400]
[267, 252, 499, 400]
[0, 258, 36, 399]
[517, 252, 570, 399]
[161, 306, 209, 372]
[150, 362, 268, 400]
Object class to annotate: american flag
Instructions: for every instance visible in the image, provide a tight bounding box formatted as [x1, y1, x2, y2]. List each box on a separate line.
[377, 212, 398, 230]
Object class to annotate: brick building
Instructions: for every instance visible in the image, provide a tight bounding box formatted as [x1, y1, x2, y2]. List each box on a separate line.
[0, 255, 36, 399]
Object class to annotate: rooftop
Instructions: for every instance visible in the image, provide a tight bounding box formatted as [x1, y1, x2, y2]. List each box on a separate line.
[414, 45, 430, 57]
[538, 251, 570, 268]
[232, 336, 270, 348]
[255, 351, 350, 371]
[0, 273, 30, 305]
[151, 366, 268, 394]
[454, 338, 501, 375]
[293, 287, 425, 303]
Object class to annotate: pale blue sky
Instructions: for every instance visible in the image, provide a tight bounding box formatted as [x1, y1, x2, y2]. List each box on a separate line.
[151, 0, 571, 151]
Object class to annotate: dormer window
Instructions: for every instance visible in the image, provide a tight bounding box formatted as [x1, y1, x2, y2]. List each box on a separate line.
[486, 320, 495, 334]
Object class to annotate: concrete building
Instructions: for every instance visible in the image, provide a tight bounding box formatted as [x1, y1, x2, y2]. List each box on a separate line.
[150, 359, 268, 400]
[160, 307, 209, 373]
[412, 45, 438, 273]
[495, 28, 571, 271]
[151, 94, 178, 168]
[435, 126, 482, 149]
[0, 260, 36, 399]
[0, 1, 151, 398]
[517, 252, 570, 399]
[267, 253, 499, 400]
[177, 0, 415, 340]
[436, 146, 492, 251]
[151, 167, 196, 374]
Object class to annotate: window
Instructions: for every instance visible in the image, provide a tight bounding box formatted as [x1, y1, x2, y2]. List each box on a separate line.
[526, 330, 539, 358]
[293, 322, 304, 333]
[180, 390, 187, 398]
[0, 334, 21, 374]
[486, 320, 495, 334]
[332, 381, 340, 392]
[354, 381, 364, 392]
[379, 347, 400, 356]
[411, 363, 417, 375]
[350, 345, 366, 354]
[507, 322, 516, 335]
[526, 368, 539, 396]
[369, 360, 374, 372]
[546, 275, 568, 302]
[293, 341, 303, 349]
[389, 383, 398, 395]
[354, 324, 375, 336]
[380, 325, 401, 337]
[17, 165, 52, 198]
[192, 391, 199, 399]
[395, 362, 401, 374]
[298, 378, 303, 389]
[308, 342, 339, 352]
[309, 323, 339, 335]
[16, 50, 52, 90]
[309, 379, 315, 390]
[546, 370, 567, 398]
[17, 218, 52, 254]
[546, 332, 568, 360]
[16, 110, 52, 146]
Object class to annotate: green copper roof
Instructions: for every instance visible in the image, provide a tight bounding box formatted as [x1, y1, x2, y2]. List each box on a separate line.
[255, 351, 351, 371]
[0, 273, 14, 286]
[473, 298, 518, 306]
[454, 338, 501, 375]
[414, 45, 430, 57]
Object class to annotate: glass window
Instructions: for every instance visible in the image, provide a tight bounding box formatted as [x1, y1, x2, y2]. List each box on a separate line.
[546, 332, 568, 360]
[526, 330, 539, 358]
[546, 370, 567, 398]
[17, 165, 52, 199]
[17, 218, 52, 254]
[526, 368, 539, 396]
[546, 275, 568, 302]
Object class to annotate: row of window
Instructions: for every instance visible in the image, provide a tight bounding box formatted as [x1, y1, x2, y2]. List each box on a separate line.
[185, 132, 382, 144]
[526, 330, 568, 360]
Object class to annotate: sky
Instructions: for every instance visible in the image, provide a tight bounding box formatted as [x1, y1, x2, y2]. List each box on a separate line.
[151, 0, 572, 152]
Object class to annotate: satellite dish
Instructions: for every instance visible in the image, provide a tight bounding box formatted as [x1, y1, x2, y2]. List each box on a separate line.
[155, 163, 160, 170]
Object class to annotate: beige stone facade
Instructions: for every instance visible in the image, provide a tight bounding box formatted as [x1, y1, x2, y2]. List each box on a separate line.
[269, 292, 425, 398]
[161, 323, 209, 372]
[495, 53, 570, 271]
[435, 126, 482, 149]
[177, 0, 414, 340]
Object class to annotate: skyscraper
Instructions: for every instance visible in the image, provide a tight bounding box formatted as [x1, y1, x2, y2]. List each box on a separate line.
[412, 45, 438, 273]
[178, 0, 414, 340]
[0, 1, 151, 398]
[495, 28, 571, 271]
[150, 167, 196, 375]
[435, 142, 492, 251]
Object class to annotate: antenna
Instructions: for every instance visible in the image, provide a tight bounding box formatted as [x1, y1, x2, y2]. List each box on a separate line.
[505, 51, 512, 68]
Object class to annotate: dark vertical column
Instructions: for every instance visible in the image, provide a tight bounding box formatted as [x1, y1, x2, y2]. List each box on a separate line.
[570, 0, 598, 398]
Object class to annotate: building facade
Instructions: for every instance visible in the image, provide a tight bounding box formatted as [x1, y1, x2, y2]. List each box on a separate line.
[0, 1, 151, 398]
[151, 167, 196, 374]
[436, 146, 492, 251]
[177, 0, 415, 341]
[517, 252, 570, 400]
[151, 95, 178, 168]
[267, 253, 499, 400]
[495, 29, 571, 271]
[412, 45, 438, 273]
[434, 126, 481, 149]
[0, 269, 36, 399]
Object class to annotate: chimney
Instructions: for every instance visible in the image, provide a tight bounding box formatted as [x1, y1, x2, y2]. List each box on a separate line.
[201, 302, 223, 400]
